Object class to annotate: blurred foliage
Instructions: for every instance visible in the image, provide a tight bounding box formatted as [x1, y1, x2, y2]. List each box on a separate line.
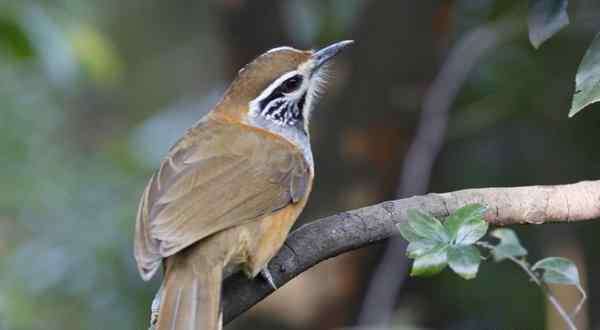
[528, 0, 570, 49]
[0, 15, 34, 59]
[0, 2, 150, 330]
[0, 1, 600, 330]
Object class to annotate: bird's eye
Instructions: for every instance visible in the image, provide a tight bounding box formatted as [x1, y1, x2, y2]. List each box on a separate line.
[280, 75, 303, 93]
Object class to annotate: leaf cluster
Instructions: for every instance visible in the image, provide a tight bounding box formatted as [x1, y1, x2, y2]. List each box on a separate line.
[398, 204, 487, 279]
[398, 204, 586, 329]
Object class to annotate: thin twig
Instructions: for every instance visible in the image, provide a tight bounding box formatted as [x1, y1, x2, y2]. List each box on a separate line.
[512, 260, 576, 330]
[476, 242, 577, 330]
[571, 284, 587, 320]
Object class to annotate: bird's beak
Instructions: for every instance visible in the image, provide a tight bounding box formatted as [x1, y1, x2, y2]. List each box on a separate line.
[311, 40, 354, 73]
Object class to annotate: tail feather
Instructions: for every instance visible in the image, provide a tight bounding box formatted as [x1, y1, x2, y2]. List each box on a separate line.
[157, 260, 222, 330]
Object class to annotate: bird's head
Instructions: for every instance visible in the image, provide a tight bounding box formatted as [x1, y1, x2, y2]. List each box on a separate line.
[214, 40, 353, 134]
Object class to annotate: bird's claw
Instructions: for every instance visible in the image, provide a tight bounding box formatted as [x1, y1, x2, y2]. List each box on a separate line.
[149, 286, 162, 329]
[260, 268, 277, 290]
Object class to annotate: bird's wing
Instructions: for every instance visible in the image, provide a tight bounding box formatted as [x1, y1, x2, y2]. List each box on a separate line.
[134, 117, 311, 280]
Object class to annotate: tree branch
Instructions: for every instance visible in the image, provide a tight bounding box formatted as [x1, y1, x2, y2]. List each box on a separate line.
[223, 179, 600, 324]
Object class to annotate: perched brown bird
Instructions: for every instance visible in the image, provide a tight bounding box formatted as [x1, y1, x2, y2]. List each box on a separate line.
[134, 40, 353, 330]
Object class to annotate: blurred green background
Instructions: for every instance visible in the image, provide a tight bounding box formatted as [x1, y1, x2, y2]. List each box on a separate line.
[1, 1, 600, 329]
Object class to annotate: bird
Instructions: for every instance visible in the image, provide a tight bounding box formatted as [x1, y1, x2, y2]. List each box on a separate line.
[134, 40, 353, 330]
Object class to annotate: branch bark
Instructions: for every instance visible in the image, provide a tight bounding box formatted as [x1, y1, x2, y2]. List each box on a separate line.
[223, 179, 600, 324]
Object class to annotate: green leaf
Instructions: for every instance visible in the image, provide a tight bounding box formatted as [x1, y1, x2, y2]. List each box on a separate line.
[490, 229, 527, 261]
[444, 204, 487, 245]
[407, 209, 450, 243]
[410, 244, 448, 277]
[448, 245, 482, 280]
[569, 32, 600, 117]
[406, 240, 439, 258]
[397, 221, 422, 242]
[532, 257, 581, 286]
[456, 219, 488, 245]
[528, 0, 569, 49]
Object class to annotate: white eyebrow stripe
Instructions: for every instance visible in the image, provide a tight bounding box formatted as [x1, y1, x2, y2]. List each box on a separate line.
[249, 71, 297, 117]
[266, 46, 296, 54]
[253, 71, 299, 103]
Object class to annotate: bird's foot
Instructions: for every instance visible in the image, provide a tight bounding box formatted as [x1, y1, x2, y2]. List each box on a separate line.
[260, 268, 278, 290]
[149, 286, 162, 330]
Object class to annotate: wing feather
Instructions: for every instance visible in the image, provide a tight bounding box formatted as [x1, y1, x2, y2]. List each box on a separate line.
[134, 117, 311, 280]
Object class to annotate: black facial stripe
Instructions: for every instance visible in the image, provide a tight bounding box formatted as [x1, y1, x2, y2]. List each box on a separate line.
[263, 98, 286, 116]
[259, 90, 283, 111]
[297, 93, 306, 112]
[259, 74, 303, 110]
[260, 92, 307, 126]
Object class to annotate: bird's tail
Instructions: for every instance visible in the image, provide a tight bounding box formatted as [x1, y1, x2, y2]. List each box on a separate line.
[156, 257, 223, 330]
